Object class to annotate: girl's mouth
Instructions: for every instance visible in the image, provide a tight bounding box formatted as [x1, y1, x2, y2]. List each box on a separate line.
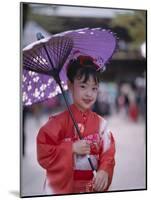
[83, 99, 93, 104]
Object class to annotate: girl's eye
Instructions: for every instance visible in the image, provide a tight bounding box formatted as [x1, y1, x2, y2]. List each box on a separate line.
[80, 85, 86, 89]
[92, 87, 98, 91]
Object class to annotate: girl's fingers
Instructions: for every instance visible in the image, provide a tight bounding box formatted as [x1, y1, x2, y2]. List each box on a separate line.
[102, 179, 108, 190]
[99, 179, 106, 191]
[83, 145, 90, 154]
[84, 149, 90, 154]
[94, 177, 102, 191]
[101, 178, 108, 191]
[94, 177, 108, 191]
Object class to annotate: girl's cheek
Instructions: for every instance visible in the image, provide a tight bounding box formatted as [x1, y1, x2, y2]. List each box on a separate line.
[92, 90, 98, 96]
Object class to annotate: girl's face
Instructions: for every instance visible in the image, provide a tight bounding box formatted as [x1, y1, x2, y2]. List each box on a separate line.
[69, 75, 99, 112]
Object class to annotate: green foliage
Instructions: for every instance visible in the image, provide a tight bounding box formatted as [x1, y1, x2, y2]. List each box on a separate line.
[110, 10, 146, 49]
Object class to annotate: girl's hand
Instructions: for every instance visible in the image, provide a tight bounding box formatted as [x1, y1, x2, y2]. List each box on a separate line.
[73, 140, 90, 155]
[93, 170, 108, 191]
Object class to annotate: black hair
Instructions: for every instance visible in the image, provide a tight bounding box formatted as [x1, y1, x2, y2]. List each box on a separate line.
[67, 56, 101, 84]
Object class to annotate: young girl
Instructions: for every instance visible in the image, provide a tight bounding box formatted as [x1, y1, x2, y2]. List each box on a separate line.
[37, 55, 116, 194]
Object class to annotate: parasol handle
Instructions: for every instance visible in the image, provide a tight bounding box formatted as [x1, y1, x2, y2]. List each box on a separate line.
[56, 78, 83, 140]
[56, 77, 96, 173]
[36, 32, 83, 139]
[36, 32, 96, 174]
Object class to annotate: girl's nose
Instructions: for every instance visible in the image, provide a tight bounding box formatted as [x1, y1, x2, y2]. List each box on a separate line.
[86, 89, 92, 97]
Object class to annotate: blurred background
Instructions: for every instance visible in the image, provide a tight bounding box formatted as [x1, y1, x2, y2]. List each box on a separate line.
[21, 3, 146, 197]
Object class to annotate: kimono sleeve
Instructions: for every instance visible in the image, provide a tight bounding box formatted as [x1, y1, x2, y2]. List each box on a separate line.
[98, 118, 116, 190]
[36, 114, 74, 193]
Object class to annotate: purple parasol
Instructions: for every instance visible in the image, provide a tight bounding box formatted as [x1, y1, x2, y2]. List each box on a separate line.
[22, 28, 117, 106]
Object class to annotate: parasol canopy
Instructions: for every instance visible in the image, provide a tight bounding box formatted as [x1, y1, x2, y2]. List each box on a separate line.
[22, 28, 117, 106]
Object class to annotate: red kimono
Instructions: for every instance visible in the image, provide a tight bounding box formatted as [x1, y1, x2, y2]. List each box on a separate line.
[37, 104, 115, 194]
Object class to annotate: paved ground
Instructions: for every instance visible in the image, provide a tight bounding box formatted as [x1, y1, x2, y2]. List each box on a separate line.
[21, 110, 146, 197]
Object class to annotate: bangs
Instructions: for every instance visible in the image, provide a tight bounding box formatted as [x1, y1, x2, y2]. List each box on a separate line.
[76, 66, 101, 84]
[67, 57, 102, 83]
